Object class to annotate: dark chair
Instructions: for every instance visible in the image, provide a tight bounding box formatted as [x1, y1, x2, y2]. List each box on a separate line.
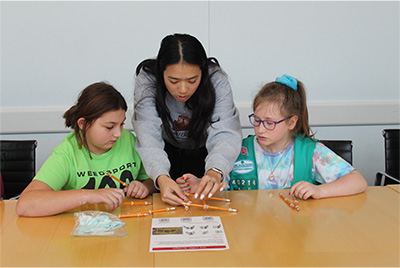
[0, 140, 37, 199]
[319, 140, 353, 165]
[375, 129, 400, 186]
[0, 173, 4, 200]
[245, 135, 354, 164]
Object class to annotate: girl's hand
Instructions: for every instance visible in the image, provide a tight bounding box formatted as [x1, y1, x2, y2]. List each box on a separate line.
[193, 169, 227, 200]
[158, 175, 187, 206]
[86, 188, 125, 211]
[176, 173, 200, 194]
[125, 180, 150, 199]
[290, 170, 367, 200]
[289, 181, 322, 200]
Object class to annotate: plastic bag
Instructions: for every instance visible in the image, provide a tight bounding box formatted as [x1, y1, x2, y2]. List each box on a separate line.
[71, 211, 127, 236]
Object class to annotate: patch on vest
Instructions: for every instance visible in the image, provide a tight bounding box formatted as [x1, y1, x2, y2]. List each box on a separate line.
[232, 160, 254, 174]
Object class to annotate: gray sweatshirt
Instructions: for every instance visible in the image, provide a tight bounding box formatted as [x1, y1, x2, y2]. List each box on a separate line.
[132, 65, 242, 186]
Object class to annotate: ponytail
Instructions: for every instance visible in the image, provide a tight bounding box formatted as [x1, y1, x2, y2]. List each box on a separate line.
[63, 105, 79, 129]
[294, 80, 314, 140]
[253, 75, 315, 140]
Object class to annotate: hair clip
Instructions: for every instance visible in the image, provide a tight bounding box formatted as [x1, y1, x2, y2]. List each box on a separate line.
[275, 74, 298, 91]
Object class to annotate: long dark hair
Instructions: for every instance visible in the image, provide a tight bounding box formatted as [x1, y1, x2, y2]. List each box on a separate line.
[63, 82, 127, 156]
[253, 78, 315, 140]
[135, 33, 219, 146]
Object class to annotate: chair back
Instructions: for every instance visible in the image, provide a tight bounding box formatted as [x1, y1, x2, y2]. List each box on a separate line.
[0, 173, 4, 200]
[318, 140, 353, 165]
[0, 140, 37, 199]
[383, 129, 399, 183]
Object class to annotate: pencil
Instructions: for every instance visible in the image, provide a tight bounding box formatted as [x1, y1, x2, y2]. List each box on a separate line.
[206, 204, 237, 212]
[184, 192, 231, 202]
[279, 193, 296, 210]
[119, 213, 149, 218]
[184, 202, 238, 212]
[106, 172, 129, 187]
[118, 207, 176, 218]
[293, 196, 300, 211]
[147, 207, 177, 214]
[201, 198, 209, 210]
[122, 201, 153, 205]
[207, 196, 231, 202]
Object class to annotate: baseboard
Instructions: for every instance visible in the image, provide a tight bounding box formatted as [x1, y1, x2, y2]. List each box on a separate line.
[1, 101, 399, 134]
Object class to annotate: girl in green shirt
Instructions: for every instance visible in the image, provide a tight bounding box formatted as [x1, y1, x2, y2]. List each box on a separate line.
[17, 82, 156, 217]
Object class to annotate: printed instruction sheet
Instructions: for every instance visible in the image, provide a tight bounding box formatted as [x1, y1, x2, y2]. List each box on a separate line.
[149, 216, 229, 252]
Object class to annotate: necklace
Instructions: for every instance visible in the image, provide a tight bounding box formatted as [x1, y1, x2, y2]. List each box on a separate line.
[266, 143, 290, 181]
[183, 104, 187, 115]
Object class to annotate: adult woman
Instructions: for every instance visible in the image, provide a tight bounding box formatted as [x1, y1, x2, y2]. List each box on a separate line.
[132, 33, 242, 205]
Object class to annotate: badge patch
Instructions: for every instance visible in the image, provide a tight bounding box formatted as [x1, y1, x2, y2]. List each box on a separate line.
[233, 160, 254, 174]
[240, 146, 248, 156]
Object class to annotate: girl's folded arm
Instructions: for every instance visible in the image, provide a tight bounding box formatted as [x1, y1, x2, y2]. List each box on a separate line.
[290, 170, 368, 199]
[318, 169, 368, 198]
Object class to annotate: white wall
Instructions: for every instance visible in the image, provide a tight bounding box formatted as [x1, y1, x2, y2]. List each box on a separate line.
[1, 124, 398, 187]
[1, 1, 399, 186]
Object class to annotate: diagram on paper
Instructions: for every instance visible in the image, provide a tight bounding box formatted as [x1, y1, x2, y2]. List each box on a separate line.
[150, 216, 229, 252]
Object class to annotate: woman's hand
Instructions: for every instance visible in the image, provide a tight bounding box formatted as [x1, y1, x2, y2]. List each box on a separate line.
[125, 180, 150, 199]
[193, 169, 227, 200]
[176, 173, 201, 194]
[158, 175, 187, 206]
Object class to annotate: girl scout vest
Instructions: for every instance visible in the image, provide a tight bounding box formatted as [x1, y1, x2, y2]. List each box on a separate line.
[229, 135, 318, 190]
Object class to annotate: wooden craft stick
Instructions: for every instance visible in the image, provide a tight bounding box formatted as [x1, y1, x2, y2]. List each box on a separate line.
[106, 172, 129, 187]
[122, 201, 153, 205]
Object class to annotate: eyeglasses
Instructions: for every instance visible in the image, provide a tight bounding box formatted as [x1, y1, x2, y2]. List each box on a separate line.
[248, 114, 291, 130]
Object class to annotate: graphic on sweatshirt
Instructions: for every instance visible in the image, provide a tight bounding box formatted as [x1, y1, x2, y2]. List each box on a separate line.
[173, 115, 190, 131]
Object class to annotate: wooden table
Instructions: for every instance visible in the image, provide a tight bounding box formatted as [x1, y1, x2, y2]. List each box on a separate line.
[152, 187, 399, 267]
[387, 184, 400, 194]
[1, 197, 155, 267]
[1, 187, 399, 267]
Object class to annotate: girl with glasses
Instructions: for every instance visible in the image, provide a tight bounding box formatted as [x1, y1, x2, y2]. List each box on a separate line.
[133, 33, 242, 205]
[227, 75, 367, 200]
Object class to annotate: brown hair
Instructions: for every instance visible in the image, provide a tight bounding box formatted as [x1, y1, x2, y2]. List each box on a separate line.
[253, 78, 315, 140]
[63, 82, 127, 154]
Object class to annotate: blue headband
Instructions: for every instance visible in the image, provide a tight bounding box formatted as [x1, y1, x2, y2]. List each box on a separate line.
[275, 74, 297, 91]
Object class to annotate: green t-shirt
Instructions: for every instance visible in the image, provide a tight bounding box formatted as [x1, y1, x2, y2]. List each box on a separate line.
[34, 129, 149, 190]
